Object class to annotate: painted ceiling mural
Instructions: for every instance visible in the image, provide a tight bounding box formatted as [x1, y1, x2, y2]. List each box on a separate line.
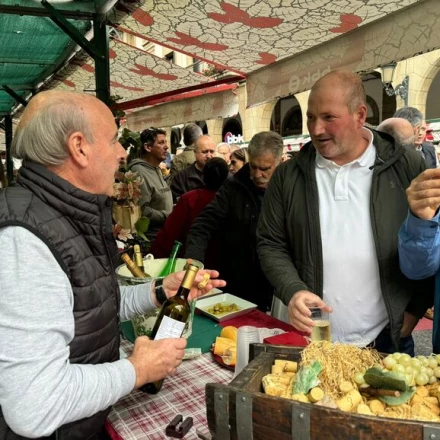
[46, 39, 212, 102]
[247, 0, 440, 106]
[112, 0, 421, 75]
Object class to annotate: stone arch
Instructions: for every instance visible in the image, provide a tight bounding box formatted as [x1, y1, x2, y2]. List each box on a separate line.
[406, 52, 440, 115]
[426, 68, 440, 119]
[222, 114, 243, 141]
[243, 100, 277, 141]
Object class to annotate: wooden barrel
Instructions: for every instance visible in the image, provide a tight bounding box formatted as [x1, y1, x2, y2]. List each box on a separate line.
[205, 344, 440, 440]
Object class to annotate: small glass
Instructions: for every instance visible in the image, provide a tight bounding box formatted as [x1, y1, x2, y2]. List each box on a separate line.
[309, 307, 331, 342]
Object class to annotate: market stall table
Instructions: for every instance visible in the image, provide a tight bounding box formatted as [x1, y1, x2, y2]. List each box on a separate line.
[106, 310, 296, 439]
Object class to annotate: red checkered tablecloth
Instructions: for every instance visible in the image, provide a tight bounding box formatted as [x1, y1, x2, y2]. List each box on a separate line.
[105, 339, 233, 440]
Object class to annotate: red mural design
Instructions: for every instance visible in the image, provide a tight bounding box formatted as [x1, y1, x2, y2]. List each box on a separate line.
[109, 49, 117, 59]
[256, 52, 277, 65]
[207, 2, 283, 28]
[330, 14, 362, 33]
[63, 79, 75, 88]
[167, 32, 228, 51]
[110, 80, 144, 92]
[81, 64, 95, 73]
[129, 63, 178, 80]
[132, 9, 154, 27]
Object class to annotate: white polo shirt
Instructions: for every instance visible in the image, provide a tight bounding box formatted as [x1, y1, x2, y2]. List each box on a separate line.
[316, 128, 388, 345]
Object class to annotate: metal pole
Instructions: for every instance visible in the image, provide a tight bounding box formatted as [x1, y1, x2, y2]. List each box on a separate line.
[93, 15, 110, 105]
[4, 115, 14, 184]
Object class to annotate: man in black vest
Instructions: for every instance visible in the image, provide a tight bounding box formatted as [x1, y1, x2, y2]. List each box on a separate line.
[0, 91, 225, 440]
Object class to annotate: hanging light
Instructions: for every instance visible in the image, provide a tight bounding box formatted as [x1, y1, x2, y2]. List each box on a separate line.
[380, 62, 409, 107]
[381, 62, 397, 84]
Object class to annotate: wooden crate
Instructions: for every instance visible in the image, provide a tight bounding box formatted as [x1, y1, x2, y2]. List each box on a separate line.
[206, 343, 440, 440]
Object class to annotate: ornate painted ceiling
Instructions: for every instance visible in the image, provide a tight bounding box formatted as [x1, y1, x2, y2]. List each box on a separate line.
[112, 0, 422, 75]
[45, 39, 213, 103]
[2, 0, 440, 123]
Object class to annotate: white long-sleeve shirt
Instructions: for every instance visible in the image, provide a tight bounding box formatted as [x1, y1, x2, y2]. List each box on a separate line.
[0, 226, 156, 438]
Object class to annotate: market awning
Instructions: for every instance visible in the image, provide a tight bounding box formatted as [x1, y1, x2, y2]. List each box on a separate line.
[125, 84, 239, 130]
[46, 38, 215, 103]
[246, 0, 440, 107]
[2, 0, 440, 117]
[108, 0, 440, 109]
[0, 0, 96, 115]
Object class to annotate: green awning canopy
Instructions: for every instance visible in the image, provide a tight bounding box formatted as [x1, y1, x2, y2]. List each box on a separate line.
[0, 0, 112, 116]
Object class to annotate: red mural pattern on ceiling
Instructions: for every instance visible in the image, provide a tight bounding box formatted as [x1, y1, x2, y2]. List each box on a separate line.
[112, 0, 419, 74]
[207, 2, 284, 28]
[330, 14, 363, 33]
[167, 32, 228, 51]
[44, 39, 212, 103]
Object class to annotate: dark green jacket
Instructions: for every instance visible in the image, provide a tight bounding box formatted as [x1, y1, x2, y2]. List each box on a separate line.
[257, 130, 434, 348]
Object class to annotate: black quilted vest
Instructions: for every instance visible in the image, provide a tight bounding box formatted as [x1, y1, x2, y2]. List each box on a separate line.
[0, 161, 121, 440]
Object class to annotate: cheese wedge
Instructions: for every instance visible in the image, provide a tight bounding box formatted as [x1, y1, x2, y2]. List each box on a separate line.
[213, 336, 236, 356]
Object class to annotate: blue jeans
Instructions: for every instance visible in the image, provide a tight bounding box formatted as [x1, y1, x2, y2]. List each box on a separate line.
[369, 326, 415, 356]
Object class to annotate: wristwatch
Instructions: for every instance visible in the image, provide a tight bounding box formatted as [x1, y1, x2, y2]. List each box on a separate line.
[154, 277, 167, 305]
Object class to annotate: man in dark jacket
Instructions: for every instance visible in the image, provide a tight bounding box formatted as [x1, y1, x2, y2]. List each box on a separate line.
[169, 123, 203, 182]
[185, 131, 283, 311]
[257, 70, 432, 355]
[394, 107, 438, 168]
[0, 91, 225, 439]
[170, 135, 216, 202]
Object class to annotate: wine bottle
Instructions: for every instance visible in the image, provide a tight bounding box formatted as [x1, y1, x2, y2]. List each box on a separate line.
[133, 244, 145, 274]
[158, 241, 182, 277]
[140, 261, 200, 394]
[121, 253, 148, 278]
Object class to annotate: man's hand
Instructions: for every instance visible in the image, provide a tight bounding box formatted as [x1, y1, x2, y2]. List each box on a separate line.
[401, 311, 419, 338]
[288, 290, 332, 333]
[406, 169, 440, 220]
[128, 337, 187, 389]
[163, 269, 226, 301]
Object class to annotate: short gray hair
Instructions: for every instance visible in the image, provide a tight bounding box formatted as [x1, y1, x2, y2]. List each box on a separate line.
[247, 131, 283, 161]
[393, 107, 424, 128]
[183, 123, 202, 147]
[12, 98, 94, 166]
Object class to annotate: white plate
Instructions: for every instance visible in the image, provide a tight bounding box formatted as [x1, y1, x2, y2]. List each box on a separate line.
[195, 293, 257, 322]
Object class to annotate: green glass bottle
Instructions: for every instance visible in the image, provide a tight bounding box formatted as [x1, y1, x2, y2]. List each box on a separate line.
[158, 241, 182, 277]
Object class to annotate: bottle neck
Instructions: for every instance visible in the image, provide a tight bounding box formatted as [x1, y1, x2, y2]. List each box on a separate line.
[178, 265, 199, 299]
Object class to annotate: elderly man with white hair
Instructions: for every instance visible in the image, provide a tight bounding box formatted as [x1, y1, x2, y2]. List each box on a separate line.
[216, 142, 231, 164]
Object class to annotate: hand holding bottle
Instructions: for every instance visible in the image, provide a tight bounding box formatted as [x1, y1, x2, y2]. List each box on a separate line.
[128, 336, 187, 389]
[161, 269, 226, 302]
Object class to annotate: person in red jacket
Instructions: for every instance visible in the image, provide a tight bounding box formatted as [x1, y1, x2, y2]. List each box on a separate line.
[151, 157, 229, 268]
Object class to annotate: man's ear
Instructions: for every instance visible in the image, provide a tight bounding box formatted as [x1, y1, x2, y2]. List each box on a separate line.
[66, 131, 90, 168]
[356, 104, 367, 126]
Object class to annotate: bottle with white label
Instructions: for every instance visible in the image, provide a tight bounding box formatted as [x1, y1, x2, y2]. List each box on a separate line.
[139, 262, 200, 394]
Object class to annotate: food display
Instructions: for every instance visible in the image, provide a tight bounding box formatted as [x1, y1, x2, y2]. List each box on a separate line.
[262, 341, 440, 423]
[211, 326, 238, 366]
[206, 302, 241, 316]
[196, 293, 257, 322]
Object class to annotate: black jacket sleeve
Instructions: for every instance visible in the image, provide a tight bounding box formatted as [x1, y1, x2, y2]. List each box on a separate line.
[257, 164, 309, 305]
[185, 181, 232, 263]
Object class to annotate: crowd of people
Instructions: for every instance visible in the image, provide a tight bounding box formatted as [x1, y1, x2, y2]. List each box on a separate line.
[2, 68, 440, 437]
